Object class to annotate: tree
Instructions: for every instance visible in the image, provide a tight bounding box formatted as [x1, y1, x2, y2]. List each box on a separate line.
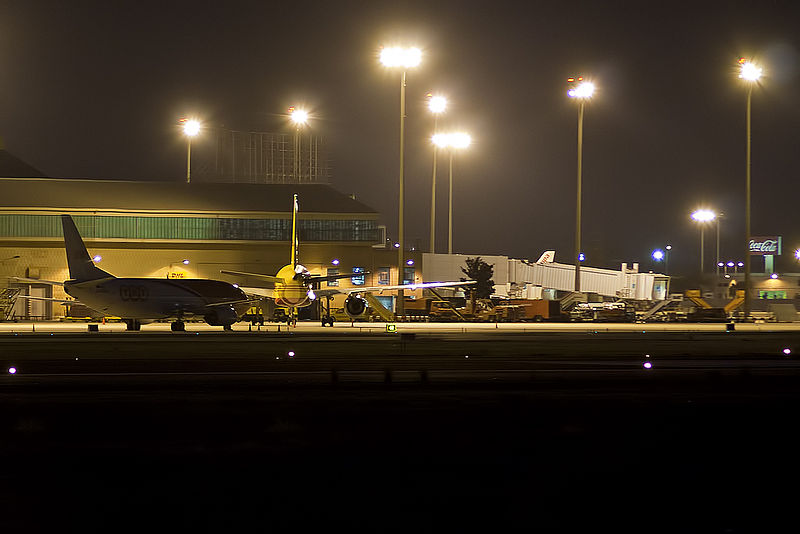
[461, 257, 495, 299]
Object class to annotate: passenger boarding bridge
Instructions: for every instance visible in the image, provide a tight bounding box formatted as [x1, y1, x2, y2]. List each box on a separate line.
[422, 253, 670, 302]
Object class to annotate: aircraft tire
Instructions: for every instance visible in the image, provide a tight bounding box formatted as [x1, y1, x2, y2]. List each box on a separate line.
[171, 321, 185, 332]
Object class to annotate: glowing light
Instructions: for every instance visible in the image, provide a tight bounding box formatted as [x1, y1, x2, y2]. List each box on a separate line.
[183, 119, 201, 137]
[450, 132, 472, 149]
[288, 351, 295, 357]
[578, 253, 585, 262]
[666, 245, 672, 250]
[465, 355, 469, 359]
[92, 255, 102, 262]
[379, 46, 422, 68]
[795, 249, 800, 260]
[232, 283, 239, 288]
[8, 367, 16, 374]
[652, 249, 665, 261]
[182, 259, 190, 265]
[290, 108, 309, 125]
[331, 259, 340, 266]
[432, 133, 450, 148]
[727, 261, 735, 267]
[308, 289, 317, 300]
[738, 59, 763, 82]
[691, 209, 716, 222]
[393, 242, 400, 248]
[406, 259, 414, 266]
[428, 95, 447, 114]
[770, 273, 778, 279]
[783, 348, 791, 355]
[567, 81, 595, 99]
[737, 262, 744, 267]
[643, 362, 652, 369]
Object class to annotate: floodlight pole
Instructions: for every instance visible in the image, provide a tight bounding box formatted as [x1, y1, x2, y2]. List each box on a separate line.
[448, 151, 454, 255]
[744, 84, 753, 318]
[430, 115, 438, 254]
[574, 100, 585, 292]
[397, 70, 407, 318]
[186, 137, 192, 184]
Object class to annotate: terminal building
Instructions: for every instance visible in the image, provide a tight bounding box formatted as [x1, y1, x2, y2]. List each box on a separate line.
[0, 145, 794, 321]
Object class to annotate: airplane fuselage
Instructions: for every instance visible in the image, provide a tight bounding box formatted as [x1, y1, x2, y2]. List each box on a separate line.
[273, 264, 313, 309]
[64, 277, 249, 324]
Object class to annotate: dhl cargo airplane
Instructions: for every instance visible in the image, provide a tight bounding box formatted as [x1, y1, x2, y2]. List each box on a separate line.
[17, 215, 252, 331]
[222, 194, 476, 326]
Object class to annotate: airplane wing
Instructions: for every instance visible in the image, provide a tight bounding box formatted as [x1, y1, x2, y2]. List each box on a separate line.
[220, 270, 283, 284]
[239, 287, 276, 299]
[307, 272, 370, 284]
[16, 295, 78, 305]
[204, 297, 262, 308]
[10, 276, 65, 286]
[315, 280, 476, 298]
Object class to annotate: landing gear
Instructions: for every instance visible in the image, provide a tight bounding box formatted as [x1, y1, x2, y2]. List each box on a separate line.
[223, 324, 232, 331]
[170, 320, 185, 332]
[124, 319, 141, 331]
[321, 316, 335, 327]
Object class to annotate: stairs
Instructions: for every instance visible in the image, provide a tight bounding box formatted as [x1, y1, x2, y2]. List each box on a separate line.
[0, 287, 21, 320]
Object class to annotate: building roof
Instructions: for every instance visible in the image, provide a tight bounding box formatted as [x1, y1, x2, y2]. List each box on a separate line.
[0, 178, 378, 215]
[0, 150, 47, 178]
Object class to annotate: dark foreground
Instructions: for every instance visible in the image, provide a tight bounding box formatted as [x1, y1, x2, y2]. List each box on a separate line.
[2, 330, 800, 531]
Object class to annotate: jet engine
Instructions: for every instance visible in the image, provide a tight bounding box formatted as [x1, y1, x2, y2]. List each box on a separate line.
[344, 295, 368, 318]
[204, 305, 239, 327]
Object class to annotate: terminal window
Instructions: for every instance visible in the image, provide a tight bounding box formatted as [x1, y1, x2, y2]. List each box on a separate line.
[758, 290, 787, 299]
[326, 268, 339, 287]
[351, 267, 365, 286]
[378, 267, 390, 285]
[403, 267, 415, 285]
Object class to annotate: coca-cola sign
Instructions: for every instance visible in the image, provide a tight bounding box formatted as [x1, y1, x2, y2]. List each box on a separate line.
[749, 236, 782, 256]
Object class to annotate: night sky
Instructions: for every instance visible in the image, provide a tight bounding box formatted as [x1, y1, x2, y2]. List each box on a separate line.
[1, 0, 799, 277]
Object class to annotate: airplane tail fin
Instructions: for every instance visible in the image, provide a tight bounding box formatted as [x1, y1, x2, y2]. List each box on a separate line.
[290, 193, 299, 268]
[536, 250, 555, 264]
[61, 215, 113, 281]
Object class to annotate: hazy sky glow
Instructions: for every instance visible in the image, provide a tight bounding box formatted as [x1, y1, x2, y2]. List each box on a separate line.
[1, 0, 799, 276]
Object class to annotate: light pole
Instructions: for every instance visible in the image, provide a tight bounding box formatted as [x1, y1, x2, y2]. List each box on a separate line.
[380, 46, 421, 318]
[433, 132, 471, 255]
[665, 245, 672, 275]
[427, 94, 447, 253]
[567, 77, 595, 292]
[739, 58, 762, 318]
[182, 119, 201, 183]
[691, 209, 716, 275]
[289, 107, 309, 182]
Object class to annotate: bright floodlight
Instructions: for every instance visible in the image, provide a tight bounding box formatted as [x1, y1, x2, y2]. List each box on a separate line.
[432, 133, 450, 148]
[652, 249, 664, 261]
[183, 119, 201, 137]
[428, 95, 447, 114]
[691, 209, 716, 222]
[568, 81, 595, 99]
[795, 249, 800, 260]
[738, 59, 763, 82]
[380, 47, 422, 68]
[290, 108, 309, 125]
[450, 132, 472, 149]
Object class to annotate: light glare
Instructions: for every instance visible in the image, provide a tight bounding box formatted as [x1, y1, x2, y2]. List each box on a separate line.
[568, 81, 595, 99]
[290, 108, 309, 125]
[691, 209, 716, 222]
[652, 249, 664, 261]
[8, 367, 16, 374]
[183, 119, 201, 137]
[380, 47, 422, 68]
[739, 60, 763, 82]
[428, 95, 447, 114]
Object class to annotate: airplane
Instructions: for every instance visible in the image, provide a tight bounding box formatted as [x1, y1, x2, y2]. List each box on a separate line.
[19, 215, 253, 331]
[536, 251, 556, 264]
[221, 194, 476, 326]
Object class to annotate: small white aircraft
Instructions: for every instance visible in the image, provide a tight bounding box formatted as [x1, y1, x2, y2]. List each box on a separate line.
[18, 215, 252, 331]
[222, 194, 476, 325]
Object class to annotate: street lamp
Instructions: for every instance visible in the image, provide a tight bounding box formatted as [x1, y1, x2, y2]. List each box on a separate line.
[427, 94, 447, 253]
[289, 107, 309, 182]
[181, 119, 201, 183]
[739, 57, 762, 318]
[691, 209, 716, 274]
[567, 76, 595, 292]
[380, 45, 421, 318]
[432, 132, 471, 254]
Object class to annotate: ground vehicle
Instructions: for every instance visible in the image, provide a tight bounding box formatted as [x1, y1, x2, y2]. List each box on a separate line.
[570, 302, 636, 322]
